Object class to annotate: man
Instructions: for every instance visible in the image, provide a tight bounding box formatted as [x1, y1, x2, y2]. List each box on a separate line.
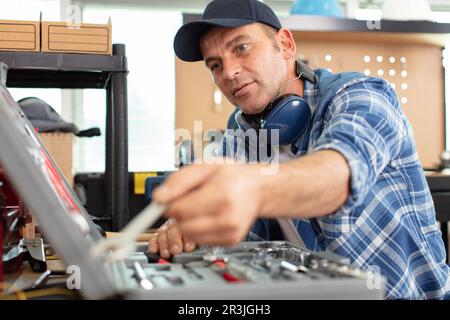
[148, 0, 450, 299]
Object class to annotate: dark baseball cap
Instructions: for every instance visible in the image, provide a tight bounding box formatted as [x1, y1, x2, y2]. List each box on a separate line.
[174, 0, 282, 62]
[17, 97, 79, 133]
[17, 97, 101, 137]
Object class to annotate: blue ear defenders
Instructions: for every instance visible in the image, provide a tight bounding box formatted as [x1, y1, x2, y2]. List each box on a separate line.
[235, 60, 317, 145]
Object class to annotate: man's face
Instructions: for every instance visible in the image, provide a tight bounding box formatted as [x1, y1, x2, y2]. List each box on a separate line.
[200, 23, 288, 115]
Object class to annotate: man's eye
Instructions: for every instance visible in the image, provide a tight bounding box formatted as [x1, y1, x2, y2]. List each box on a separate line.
[236, 43, 248, 53]
[210, 63, 221, 71]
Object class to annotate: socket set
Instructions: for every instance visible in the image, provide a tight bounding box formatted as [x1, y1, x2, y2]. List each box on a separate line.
[121, 241, 385, 299]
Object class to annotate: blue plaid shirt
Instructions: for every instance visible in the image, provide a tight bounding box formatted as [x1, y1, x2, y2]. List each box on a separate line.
[221, 69, 450, 300]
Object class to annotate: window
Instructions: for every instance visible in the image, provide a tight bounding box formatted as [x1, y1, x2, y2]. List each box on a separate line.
[0, 0, 60, 20]
[76, 6, 181, 172]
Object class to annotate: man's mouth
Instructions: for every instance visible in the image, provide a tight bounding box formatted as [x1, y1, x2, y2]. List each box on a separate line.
[232, 82, 254, 97]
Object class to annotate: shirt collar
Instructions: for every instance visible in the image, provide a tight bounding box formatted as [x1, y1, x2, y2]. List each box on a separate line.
[303, 78, 320, 116]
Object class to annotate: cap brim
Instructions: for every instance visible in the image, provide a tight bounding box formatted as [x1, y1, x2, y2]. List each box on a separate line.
[31, 119, 78, 133]
[174, 18, 257, 62]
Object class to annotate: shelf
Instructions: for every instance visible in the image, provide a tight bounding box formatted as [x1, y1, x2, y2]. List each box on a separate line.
[183, 14, 450, 46]
[4, 69, 111, 89]
[282, 16, 450, 46]
[280, 15, 450, 34]
[0, 51, 126, 72]
[0, 51, 127, 88]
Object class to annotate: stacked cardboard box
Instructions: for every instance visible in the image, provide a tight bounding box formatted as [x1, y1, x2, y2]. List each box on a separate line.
[41, 21, 112, 55]
[0, 20, 40, 52]
[0, 18, 111, 55]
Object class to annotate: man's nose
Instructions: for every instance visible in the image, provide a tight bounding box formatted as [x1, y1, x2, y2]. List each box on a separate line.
[222, 60, 241, 80]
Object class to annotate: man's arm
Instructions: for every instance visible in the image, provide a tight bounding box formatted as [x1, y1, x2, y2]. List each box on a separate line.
[152, 149, 350, 246]
[258, 149, 350, 218]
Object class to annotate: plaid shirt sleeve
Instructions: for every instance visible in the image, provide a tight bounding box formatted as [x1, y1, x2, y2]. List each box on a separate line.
[311, 80, 409, 216]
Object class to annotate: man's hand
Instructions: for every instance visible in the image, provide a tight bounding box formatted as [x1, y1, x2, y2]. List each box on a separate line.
[152, 164, 263, 247]
[147, 218, 196, 258]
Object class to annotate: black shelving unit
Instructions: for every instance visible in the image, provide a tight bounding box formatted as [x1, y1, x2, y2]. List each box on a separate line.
[0, 43, 129, 231]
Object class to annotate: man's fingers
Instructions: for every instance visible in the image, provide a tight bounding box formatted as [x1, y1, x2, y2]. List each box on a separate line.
[166, 221, 184, 255]
[147, 233, 159, 253]
[182, 234, 196, 252]
[157, 228, 170, 258]
[153, 164, 217, 204]
[147, 220, 198, 257]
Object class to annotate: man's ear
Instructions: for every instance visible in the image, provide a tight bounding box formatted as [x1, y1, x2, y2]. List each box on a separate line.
[277, 28, 296, 60]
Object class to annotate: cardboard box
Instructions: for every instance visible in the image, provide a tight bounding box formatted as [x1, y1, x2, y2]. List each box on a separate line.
[39, 132, 74, 186]
[0, 19, 40, 52]
[41, 21, 112, 55]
